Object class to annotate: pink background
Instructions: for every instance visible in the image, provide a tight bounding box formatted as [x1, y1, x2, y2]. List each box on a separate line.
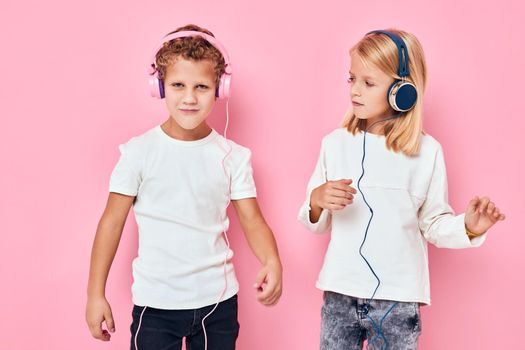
[1, 0, 523, 349]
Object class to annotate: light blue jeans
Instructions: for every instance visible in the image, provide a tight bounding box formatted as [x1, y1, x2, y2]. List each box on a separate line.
[320, 291, 422, 350]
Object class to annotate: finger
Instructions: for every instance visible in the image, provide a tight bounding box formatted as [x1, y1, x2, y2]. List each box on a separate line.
[335, 179, 353, 186]
[332, 181, 357, 194]
[327, 203, 346, 211]
[329, 196, 353, 206]
[328, 188, 355, 199]
[268, 286, 282, 306]
[257, 277, 279, 304]
[256, 284, 273, 302]
[494, 210, 506, 221]
[487, 202, 495, 215]
[261, 291, 280, 306]
[326, 193, 354, 205]
[101, 329, 111, 341]
[253, 269, 267, 289]
[478, 197, 490, 214]
[263, 296, 278, 306]
[89, 323, 104, 340]
[467, 196, 480, 214]
[268, 295, 280, 306]
[105, 311, 115, 333]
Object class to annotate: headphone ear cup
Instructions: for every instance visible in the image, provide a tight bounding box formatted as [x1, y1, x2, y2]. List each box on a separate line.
[216, 73, 231, 99]
[159, 79, 165, 99]
[149, 75, 164, 99]
[388, 80, 417, 112]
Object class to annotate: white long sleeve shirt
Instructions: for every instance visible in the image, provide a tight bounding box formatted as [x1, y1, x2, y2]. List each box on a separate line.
[298, 128, 486, 305]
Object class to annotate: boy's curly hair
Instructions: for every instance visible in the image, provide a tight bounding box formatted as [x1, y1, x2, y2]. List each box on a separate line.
[155, 24, 226, 86]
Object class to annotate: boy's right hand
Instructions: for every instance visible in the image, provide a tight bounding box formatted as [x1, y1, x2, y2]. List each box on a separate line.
[86, 296, 115, 341]
[310, 179, 356, 212]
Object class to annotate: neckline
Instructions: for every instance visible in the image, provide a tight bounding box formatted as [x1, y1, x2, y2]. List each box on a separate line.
[155, 125, 218, 147]
[359, 130, 385, 139]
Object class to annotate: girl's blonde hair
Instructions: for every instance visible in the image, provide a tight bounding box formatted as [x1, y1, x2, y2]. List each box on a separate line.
[342, 29, 427, 156]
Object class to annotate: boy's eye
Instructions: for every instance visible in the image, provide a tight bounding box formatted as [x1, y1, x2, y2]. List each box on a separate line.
[196, 84, 210, 90]
[171, 83, 184, 88]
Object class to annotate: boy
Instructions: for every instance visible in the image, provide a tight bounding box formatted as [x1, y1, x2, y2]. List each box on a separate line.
[86, 24, 282, 350]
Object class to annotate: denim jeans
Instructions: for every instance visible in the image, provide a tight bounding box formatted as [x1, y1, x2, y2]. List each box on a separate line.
[320, 291, 421, 350]
[130, 294, 239, 350]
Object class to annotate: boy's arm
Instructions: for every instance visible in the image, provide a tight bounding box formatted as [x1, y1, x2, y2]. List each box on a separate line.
[232, 198, 282, 306]
[86, 192, 135, 341]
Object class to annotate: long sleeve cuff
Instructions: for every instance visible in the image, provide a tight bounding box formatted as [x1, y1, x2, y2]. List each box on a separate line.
[298, 197, 331, 234]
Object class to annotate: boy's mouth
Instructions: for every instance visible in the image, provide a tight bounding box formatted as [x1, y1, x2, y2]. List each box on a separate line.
[179, 108, 199, 113]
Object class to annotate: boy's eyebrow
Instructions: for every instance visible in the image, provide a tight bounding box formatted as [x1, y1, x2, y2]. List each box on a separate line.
[166, 80, 213, 85]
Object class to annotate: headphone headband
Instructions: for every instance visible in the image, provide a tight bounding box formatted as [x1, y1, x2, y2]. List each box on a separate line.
[365, 29, 417, 112]
[366, 30, 410, 78]
[149, 30, 232, 76]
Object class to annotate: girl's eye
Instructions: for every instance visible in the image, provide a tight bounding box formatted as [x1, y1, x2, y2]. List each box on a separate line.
[365, 81, 375, 87]
[347, 77, 355, 84]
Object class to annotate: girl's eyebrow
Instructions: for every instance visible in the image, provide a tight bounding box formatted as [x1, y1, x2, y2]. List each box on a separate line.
[349, 71, 376, 80]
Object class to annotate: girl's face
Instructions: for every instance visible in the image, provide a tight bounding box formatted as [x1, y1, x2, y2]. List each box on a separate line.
[349, 52, 395, 127]
[162, 58, 217, 139]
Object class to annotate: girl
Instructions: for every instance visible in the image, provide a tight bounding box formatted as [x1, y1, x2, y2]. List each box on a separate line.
[298, 29, 505, 350]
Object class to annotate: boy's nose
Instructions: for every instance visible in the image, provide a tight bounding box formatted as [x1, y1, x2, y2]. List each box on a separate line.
[182, 90, 197, 104]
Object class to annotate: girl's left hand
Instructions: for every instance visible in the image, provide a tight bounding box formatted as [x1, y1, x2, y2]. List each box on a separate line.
[464, 196, 506, 235]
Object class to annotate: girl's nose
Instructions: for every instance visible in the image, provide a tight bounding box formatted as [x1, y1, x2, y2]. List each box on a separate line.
[351, 84, 360, 97]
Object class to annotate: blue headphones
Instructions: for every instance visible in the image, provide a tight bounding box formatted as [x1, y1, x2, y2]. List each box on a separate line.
[367, 30, 418, 112]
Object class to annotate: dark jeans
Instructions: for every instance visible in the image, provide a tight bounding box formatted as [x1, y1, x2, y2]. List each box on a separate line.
[320, 291, 421, 350]
[130, 294, 239, 350]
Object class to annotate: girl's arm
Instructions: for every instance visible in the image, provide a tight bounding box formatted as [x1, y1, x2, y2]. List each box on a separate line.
[86, 192, 135, 341]
[419, 147, 504, 247]
[309, 179, 356, 222]
[298, 139, 355, 233]
[464, 196, 505, 237]
[232, 198, 282, 306]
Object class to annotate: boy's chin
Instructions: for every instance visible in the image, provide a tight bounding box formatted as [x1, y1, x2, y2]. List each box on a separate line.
[170, 117, 208, 131]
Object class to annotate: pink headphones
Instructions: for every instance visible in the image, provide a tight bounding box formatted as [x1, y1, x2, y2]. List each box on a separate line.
[148, 30, 232, 99]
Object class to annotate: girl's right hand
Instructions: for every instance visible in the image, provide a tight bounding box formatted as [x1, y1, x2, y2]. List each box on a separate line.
[310, 179, 357, 211]
[86, 295, 115, 341]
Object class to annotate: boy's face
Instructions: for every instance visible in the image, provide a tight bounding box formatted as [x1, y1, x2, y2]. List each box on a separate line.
[163, 57, 217, 133]
[349, 52, 395, 126]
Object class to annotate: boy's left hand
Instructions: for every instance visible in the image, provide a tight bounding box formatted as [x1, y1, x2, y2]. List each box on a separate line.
[253, 260, 282, 306]
[465, 196, 506, 235]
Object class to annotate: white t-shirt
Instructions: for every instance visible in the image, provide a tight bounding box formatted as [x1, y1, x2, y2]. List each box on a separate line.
[109, 126, 256, 309]
[298, 128, 486, 305]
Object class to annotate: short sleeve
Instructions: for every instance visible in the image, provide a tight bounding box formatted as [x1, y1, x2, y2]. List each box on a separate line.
[108, 143, 143, 196]
[229, 147, 257, 200]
